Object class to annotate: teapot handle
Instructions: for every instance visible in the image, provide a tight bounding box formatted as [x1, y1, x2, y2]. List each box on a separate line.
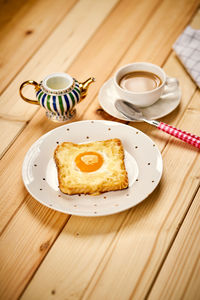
[19, 80, 40, 105]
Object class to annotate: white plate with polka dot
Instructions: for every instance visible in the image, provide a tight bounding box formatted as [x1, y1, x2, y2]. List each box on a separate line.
[22, 120, 163, 216]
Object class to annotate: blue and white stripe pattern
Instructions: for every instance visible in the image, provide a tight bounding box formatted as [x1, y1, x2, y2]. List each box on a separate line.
[36, 80, 81, 116]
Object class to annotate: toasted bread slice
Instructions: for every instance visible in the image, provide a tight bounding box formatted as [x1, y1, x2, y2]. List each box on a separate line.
[54, 139, 128, 195]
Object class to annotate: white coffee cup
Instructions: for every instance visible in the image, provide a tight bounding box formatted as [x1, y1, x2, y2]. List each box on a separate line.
[113, 62, 179, 107]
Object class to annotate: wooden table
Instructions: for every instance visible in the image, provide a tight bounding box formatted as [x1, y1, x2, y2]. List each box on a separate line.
[0, 0, 200, 299]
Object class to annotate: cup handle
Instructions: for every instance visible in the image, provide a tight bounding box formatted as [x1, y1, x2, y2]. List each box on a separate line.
[160, 76, 179, 98]
[19, 80, 40, 105]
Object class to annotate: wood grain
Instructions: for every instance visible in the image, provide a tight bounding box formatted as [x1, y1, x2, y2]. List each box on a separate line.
[0, 0, 164, 297]
[148, 189, 200, 300]
[0, 0, 123, 231]
[0, 195, 68, 300]
[0, 1, 199, 300]
[21, 90, 200, 299]
[21, 90, 200, 300]
[21, 211, 129, 300]
[0, 0, 27, 29]
[73, 0, 198, 121]
[119, 0, 199, 66]
[0, 0, 77, 92]
[0, 0, 119, 158]
[0, 110, 55, 234]
[0, 0, 119, 118]
[0, 118, 26, 158]
[1, 0, 197, 160]
[21, 5, 200, 294]
[190, 8, 200, 29]
[0, 0, 166, 233]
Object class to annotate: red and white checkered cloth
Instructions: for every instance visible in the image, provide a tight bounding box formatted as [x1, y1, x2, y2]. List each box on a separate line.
[173, 26, 200, 88]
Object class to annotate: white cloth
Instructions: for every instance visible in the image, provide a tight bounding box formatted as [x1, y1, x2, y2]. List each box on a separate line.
[173, 26, 200, 88]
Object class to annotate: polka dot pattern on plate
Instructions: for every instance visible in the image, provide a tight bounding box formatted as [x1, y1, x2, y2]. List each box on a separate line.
[22, 120, 163, 216]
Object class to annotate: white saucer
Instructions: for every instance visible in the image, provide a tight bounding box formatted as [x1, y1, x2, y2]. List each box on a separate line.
[98, 78, 181, 121]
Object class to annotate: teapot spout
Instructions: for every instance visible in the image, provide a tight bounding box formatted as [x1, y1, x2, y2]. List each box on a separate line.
[79, 77, 95, 98]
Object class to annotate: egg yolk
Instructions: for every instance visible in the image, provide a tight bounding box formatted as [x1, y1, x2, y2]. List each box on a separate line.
[75, 151, 104, 172]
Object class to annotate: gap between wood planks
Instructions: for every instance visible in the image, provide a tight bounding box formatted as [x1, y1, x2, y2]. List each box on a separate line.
[144, 183, 200, 299]
[0, 0, 166, 233]
[78, 102, 200, 298]
[20, 203, 134, 299]
[0, 1, 199, 298]
[129, 88, 200, 298]
[77, 4, 199, 123]
[0, 0, 159, 116]
[19, 212, 71, 299]
[75, 113, 200, 299]
[0, 1, 198, 239]
[0, 0, 198, 162]
[0, 0, 122, 159]
[0, 0, 173, 159]
[0, 0, 167, 238]
[149, 192, 200, 299]
[1, 0, 198, 259]
[78, 208, 136, 300]
[1, 2, 198, 147]
[20, 36, 200, 300]
[22, 14, 200, 300]
[21, 9, 200, 298]
[0, 1, 170, 297]
[0, 0, 79, 95]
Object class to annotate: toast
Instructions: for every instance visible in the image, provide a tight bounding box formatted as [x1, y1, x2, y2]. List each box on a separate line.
[54, 139, 128, 195]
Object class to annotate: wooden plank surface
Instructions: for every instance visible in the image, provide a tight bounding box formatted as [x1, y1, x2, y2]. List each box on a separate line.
[71, 0, 198, 121]
[21, 1, 200, 299]
[0, 0, 162, 232]
[148, 189, 200, 300]
[0, 118, 26, 158]
[0, 0, 27, 33]
[22, 211, 129, 300]
[118, 0, 199, 66]
[191, 8, 200, 29]
[21, 91, 200, 300]
[0, 0, 119, 158]
[0, 0, 119, 118]
[0, 0, 77, 92]
[0, 0, 163, 298]
[0, 0, 200, 299]
[0, 196, 68, 300]
[0, 0, 197, 159]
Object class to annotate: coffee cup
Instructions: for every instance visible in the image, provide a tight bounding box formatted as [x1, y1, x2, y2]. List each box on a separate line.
[113, 62, 179, 107]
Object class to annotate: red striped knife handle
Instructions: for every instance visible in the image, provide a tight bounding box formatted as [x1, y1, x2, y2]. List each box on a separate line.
[158, 122, 200, 149]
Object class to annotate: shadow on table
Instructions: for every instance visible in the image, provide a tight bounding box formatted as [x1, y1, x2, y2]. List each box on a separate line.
[25, 179, 163, 238]
[65, 182, 164, 239]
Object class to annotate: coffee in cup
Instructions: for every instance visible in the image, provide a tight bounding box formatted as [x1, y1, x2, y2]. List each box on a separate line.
[119, 71, 162, 92]
[114, 62, 178, 107]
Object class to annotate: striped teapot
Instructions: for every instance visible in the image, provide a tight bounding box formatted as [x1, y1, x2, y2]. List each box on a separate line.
[19, 73, 95, 122]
